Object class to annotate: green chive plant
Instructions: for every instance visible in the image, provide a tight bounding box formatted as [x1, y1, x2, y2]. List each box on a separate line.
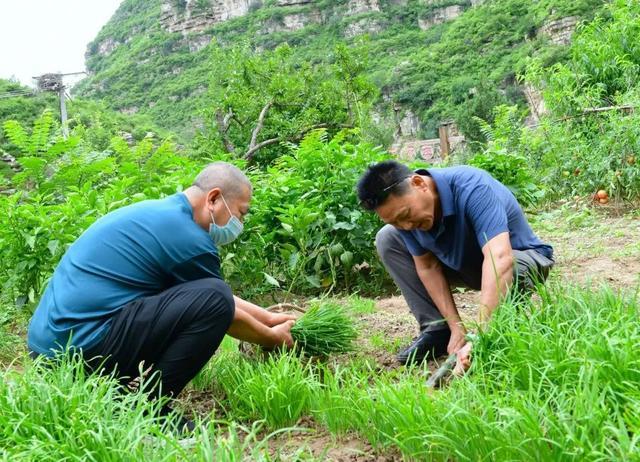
[291, 302, 358, 356]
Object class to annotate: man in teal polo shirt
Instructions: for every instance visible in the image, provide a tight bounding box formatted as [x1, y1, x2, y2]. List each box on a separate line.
[357, 160, 553, 372]
[28, 161, 295, 429]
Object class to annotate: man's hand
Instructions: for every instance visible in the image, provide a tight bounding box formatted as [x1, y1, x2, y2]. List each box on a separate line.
[447, 325, 467, 355]
[453, 341, 472, 375]
[266, 312, 298, 327]
[270, 320, 295, 348]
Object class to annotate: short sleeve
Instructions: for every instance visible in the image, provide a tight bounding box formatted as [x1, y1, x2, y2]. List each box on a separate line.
[465, 185, 509, 248]
[170, 251, 222, 283]
[399, 231, 429, 257]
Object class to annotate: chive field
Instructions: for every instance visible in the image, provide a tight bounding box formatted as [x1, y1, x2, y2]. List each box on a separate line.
[1, 282, 639, 460]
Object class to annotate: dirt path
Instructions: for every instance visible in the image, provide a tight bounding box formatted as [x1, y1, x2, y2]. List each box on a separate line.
[537, 211, 640, 290]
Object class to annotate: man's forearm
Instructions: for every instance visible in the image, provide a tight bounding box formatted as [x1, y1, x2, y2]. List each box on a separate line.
[479, 257, 513, 323]
[417, 265, 464, 333]
[233, 296, 272, 325]
[227, 307, 280, 347]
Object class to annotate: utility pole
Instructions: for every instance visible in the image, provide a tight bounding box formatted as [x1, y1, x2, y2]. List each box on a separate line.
[58, 85, 68, 139]
[33, 71, 85, 139]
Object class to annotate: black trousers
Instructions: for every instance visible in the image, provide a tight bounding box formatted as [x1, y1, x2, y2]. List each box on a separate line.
[83, 278, 235, 399]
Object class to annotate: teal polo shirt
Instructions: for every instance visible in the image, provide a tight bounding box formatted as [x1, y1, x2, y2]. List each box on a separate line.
[28, 193, 222, 356]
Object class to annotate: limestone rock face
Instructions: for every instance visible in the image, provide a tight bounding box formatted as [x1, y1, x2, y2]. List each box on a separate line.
[187, 34, 213, 52]
[120, 106, 139, 115]
[160, 0, 254, 34]
[262, 10, 322, 33]
[539, 16, 579, 45]
[523, 83, 547, 126]
[398, 109, 421, 138]
[275, 0, 313, 5]
[418, 4, 464, 30]
[346, 0, 380, 15]
[344, 18, 383, 38]
[97, 38, 119, 56]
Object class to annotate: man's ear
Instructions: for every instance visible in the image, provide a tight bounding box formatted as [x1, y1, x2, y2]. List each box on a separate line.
[410, 174, 428, 191]
[206, 188, 222, 206]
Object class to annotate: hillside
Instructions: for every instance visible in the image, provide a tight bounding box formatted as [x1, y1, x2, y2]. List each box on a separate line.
[76, 0, 605, 142]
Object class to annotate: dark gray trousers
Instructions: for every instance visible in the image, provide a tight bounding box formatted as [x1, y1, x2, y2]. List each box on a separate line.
[375, 225, 554, 332]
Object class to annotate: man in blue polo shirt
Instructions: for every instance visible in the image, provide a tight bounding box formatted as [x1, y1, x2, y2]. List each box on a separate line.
[357, 160, 553, 372]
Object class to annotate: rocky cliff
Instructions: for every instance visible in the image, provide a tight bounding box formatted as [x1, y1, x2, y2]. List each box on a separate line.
[77, 0, 604, 141]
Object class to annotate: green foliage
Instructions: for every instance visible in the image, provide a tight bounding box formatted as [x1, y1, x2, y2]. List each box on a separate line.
[290, 301, 358, 356]
[0, 354, 292, 460]
[75, 0, 607, 142]
[529, 0, 640, 115]
[197, 42, 377, 164]
[0, 79, 57, 153]
[0, 114, 391, 302]
[477, 1, 640, 201]
[464, 105, 543, 206]
[208, 350, 320, 428]
[192, 286, 640, 459]
[223, 130, 392, 296]
[0, 114, 196, 302]
[312, 286, 640, 460]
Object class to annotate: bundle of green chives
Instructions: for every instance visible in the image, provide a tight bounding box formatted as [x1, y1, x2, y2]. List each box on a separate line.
[290, 303, 358, 356]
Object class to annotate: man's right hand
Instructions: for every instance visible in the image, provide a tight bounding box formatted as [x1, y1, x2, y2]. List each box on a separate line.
[447, 326, 467, 355]
[270, 319, 295, 348]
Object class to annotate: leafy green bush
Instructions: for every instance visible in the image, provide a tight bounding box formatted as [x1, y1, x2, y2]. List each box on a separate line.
[465, 106, 543, 206]
[0, 113, 392, 302]
[0, 112, 196, 302]
[485, 1, 640, 202]
[223, 130, 392, 296]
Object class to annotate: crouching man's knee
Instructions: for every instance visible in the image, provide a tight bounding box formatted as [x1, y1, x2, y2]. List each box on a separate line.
[375, 224, 404, 261]
[196, 278, 235, 326]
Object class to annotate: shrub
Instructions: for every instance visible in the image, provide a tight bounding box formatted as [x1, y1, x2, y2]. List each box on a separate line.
[223, 129, 392, 296]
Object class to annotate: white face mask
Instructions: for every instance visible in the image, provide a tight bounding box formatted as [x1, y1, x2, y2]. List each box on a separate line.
[209, 194, 243, 246]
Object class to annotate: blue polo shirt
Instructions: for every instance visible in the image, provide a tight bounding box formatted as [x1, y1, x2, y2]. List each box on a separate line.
[400, 167, 552, 283]
[27, 193, 222, 356]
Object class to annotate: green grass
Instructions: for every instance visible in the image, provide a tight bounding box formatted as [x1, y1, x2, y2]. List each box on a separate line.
[0, 354, 310, 461]
[315, 285, 640, 460]
[2, 285, 639, 460]
[206, 350, 321, 428]
[343, 295, 377, 314]
[369, 330, 408, 354]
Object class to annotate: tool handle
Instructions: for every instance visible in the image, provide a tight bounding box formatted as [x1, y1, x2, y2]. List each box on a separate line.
[266, 303, 306, 313]
[426, 353, 457, 388]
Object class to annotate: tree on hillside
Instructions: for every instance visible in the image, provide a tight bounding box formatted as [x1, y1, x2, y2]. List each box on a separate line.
[198, 42, 378, 164]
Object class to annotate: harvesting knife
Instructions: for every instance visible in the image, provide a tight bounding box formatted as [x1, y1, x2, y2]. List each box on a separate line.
[426, 333, 478, 388]
[426, 353, 457, 388]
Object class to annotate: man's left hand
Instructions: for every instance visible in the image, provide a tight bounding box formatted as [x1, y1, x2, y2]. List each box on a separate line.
[453, 341, 473, 375]
[266, 312, 298, 327]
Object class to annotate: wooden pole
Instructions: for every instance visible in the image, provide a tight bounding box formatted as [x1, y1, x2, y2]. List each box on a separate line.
[59, 87, 69, 140]
[438, 124, 450, 159]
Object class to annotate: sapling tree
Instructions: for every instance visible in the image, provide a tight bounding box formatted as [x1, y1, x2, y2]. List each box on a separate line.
[200, 42, 377, 164]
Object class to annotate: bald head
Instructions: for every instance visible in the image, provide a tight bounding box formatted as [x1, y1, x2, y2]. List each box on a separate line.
[184, 162, 253, 232]
[193, 162, 252, 199]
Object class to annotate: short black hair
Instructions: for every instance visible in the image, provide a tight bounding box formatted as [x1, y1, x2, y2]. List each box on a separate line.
[357, 160, 413, 210]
